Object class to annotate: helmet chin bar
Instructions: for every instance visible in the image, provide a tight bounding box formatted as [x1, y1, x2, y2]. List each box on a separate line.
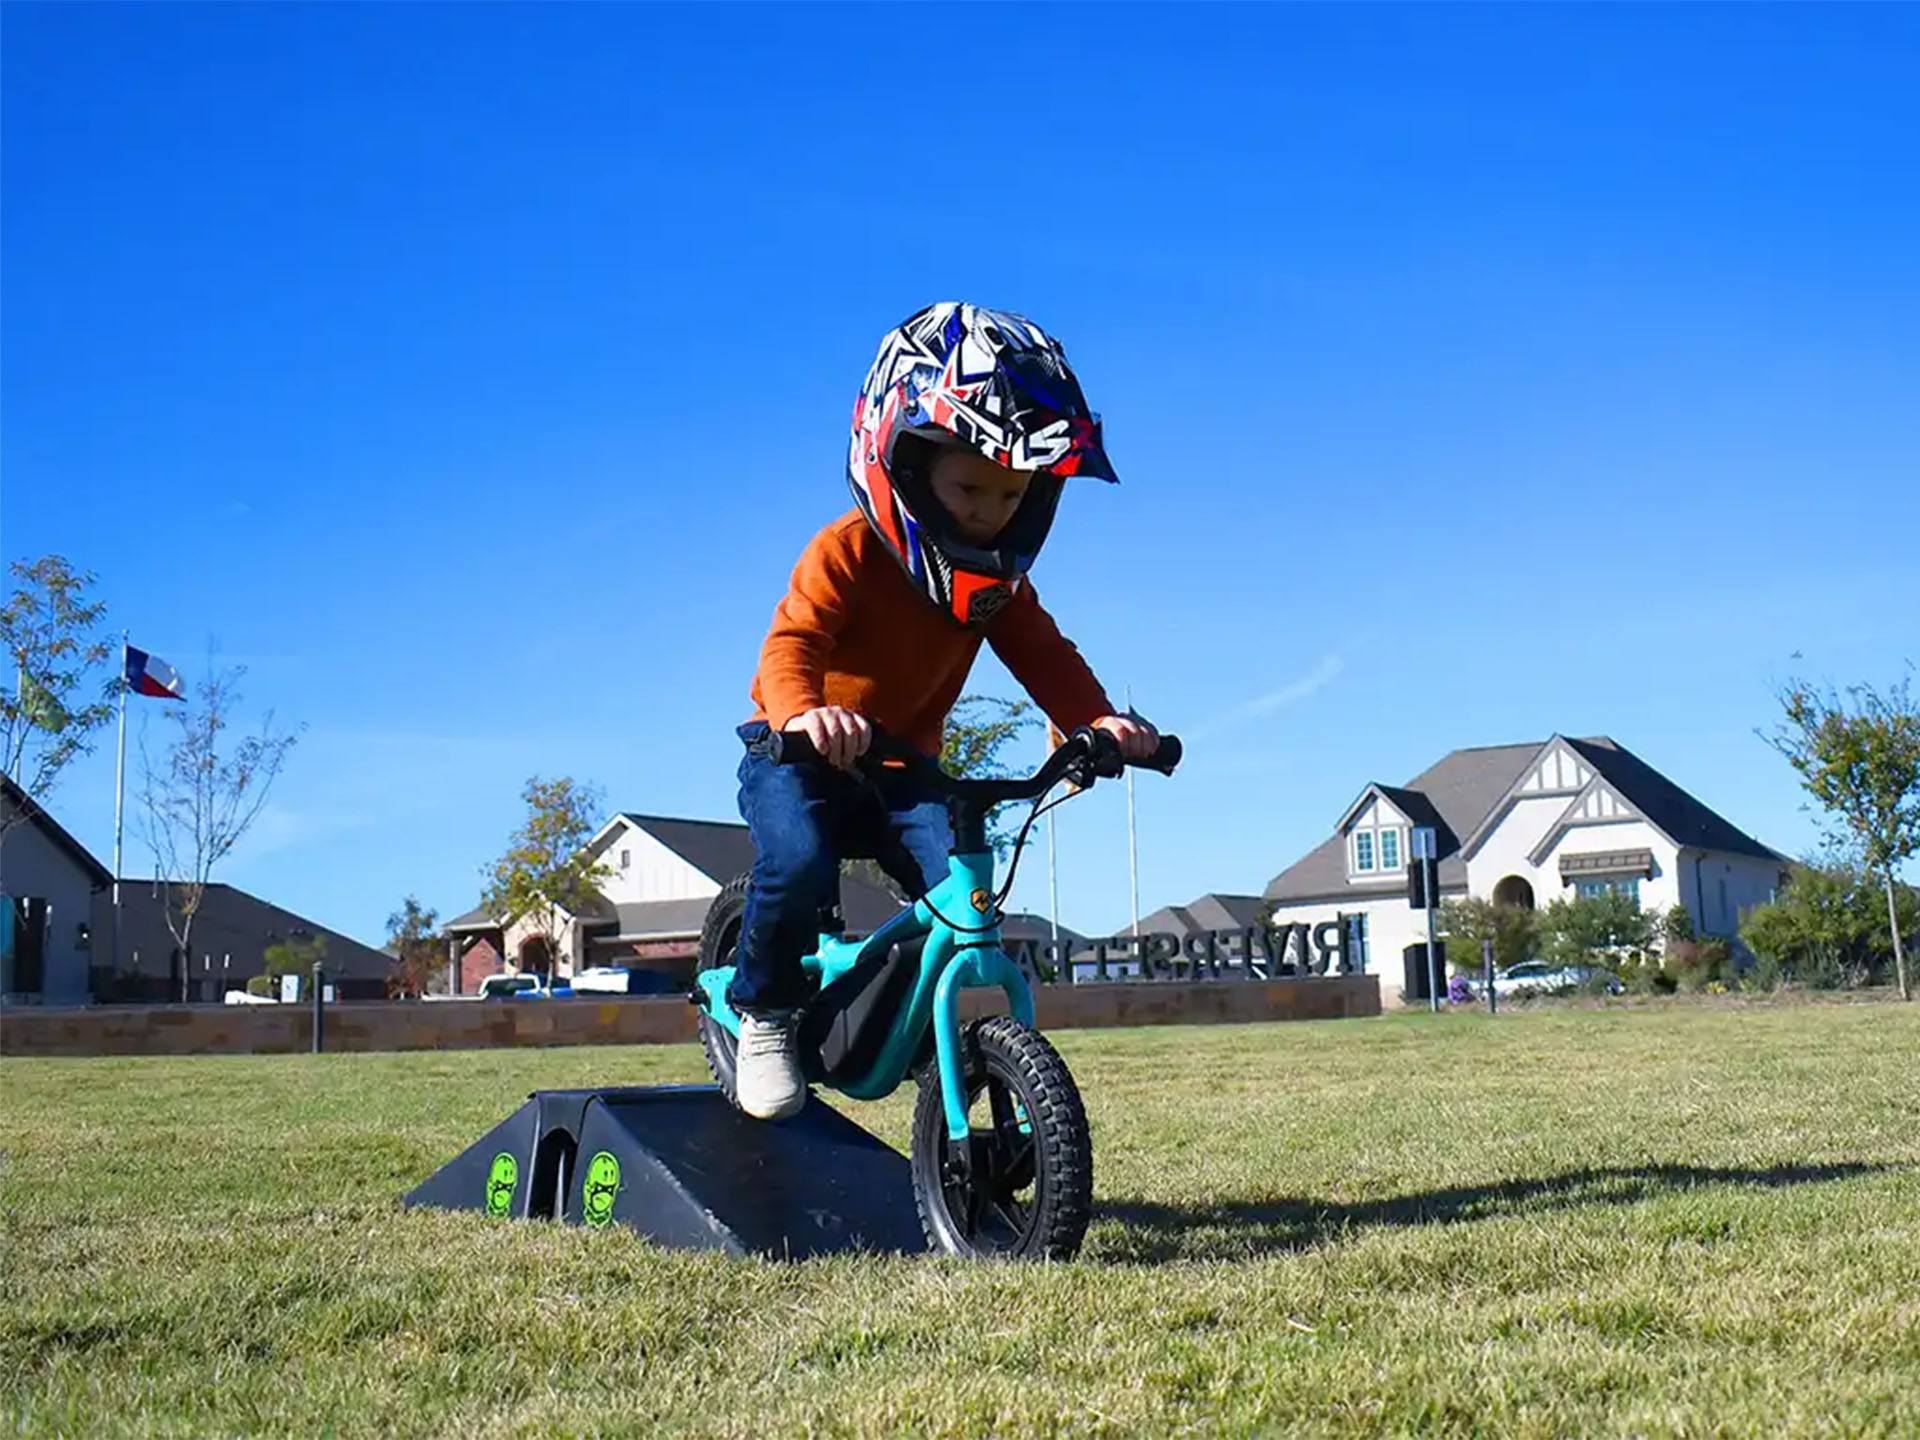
[888, 430, 1064, 584]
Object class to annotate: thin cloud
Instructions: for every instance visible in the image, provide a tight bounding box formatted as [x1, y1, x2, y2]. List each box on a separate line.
[1197, 654, 1346, 738]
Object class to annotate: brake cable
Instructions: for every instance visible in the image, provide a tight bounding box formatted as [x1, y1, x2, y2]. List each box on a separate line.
[916, 778, 1084, 936]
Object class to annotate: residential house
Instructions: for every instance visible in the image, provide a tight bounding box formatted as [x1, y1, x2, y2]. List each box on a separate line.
[444, 812, 906, 994]
[1263, 735, 1789, 1003]
[106, 879, 398, 1002]
[1, 777, 109, 1004]
[3, 776, 395, 1003]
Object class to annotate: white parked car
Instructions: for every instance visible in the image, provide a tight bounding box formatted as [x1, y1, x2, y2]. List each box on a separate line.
[478, 973, 545, 1001]
[1486, 961, 1623, 998]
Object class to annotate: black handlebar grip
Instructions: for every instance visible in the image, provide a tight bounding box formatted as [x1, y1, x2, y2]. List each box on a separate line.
[1133, 733, 1181, 775]
[766, 729, 822, 766]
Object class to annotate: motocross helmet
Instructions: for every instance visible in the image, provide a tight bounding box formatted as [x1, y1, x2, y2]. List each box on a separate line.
[847, 302, 1117, 629]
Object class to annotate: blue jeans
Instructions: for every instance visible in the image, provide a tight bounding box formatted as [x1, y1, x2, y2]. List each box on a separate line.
[726, 723, 952, 1013]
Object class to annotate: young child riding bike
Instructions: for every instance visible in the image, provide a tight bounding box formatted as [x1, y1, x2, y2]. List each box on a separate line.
[729, 302, 1159, 1120]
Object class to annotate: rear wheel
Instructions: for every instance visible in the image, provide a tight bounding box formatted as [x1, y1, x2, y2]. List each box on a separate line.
[910, 1016, 1093, 1260]
[694, 873, 750, 1105]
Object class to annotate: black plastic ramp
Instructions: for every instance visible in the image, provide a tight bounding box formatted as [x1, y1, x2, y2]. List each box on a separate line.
[402, 1093, 543, 1219]
[403, 1084, 928, 1258]
[564, 1087, 929, 1257]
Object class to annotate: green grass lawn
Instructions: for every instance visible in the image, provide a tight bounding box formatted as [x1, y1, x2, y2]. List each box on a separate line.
[4, 1000, 1918, 1437]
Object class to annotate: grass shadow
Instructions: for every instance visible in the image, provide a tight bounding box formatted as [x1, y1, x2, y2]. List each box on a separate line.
[1093, 1161, 1895, 1263]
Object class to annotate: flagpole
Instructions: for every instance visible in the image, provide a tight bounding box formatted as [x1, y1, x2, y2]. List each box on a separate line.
[1045, 725, 1061, 976]
[111, 632, 128, 976]
[1126, 684, 1140, 941]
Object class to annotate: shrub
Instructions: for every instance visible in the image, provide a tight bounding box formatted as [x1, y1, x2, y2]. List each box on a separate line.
[244, 974, 275, 998]
[1663, 904, 1697, 945]
[1613, 950, 1675, 996]
[1665, 937, 1734, 992]
[1739, 861, 1918, 989]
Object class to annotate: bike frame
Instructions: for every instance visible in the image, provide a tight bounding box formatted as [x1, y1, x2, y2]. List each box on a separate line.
[693, 845, 1035, 1144]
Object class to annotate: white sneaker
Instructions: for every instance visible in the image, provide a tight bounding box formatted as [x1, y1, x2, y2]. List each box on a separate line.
[735, 1010, 806, 1121]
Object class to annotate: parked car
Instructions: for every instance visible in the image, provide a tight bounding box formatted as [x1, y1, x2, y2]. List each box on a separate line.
[1483, 961, 1624, 998]
[571, 965, 679, 996]
[478, 973, 547, 1001]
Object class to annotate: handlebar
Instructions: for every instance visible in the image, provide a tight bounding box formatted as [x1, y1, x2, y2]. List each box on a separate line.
[767, 723, 1181, 805]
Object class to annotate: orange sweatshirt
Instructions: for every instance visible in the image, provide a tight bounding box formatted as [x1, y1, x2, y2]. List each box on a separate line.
[749, 511, 1115, 756]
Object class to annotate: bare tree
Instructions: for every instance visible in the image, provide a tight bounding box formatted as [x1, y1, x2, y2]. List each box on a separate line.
[138, 665, 299, 1002]
[0, 556, 114, 833]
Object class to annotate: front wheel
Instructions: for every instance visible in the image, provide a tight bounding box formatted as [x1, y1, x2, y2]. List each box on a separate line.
[694, 874, 749, 1106]
[910, 1016, 1093, 1260]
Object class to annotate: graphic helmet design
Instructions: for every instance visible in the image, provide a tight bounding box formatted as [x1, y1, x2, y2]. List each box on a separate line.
[847, 303, 1117, 628]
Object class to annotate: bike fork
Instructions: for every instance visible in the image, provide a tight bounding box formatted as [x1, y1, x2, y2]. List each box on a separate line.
[930, 941, 1036, 1142]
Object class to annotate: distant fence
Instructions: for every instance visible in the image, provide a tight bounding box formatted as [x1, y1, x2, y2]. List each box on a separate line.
[0, 974, 1380, 1057]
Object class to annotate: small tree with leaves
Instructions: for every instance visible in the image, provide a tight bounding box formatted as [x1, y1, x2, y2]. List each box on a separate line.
[1538, 891, 1677, 990]
[1742, 857, 1920, 990]
[844, 694, 1045, 901]
[138, 665, 299, 1001]
[941, 694, 1043, 854]
[1437, 895, 1539, 975]
[0, 556, 115, 830]
[385, 894, 442, 998]
[480, 777, 608, 979]
[263, 933, 328, 991]
[1766, 674, 1920, 1001]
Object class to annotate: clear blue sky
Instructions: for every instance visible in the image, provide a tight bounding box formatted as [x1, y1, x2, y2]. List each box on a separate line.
[5, 3, 1916, 948]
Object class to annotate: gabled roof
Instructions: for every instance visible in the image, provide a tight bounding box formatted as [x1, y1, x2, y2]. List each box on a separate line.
[578, 872, 905, 943]
[1265, 734, 1782, 903]
[619, 814, 757, 886]
[1337, 782, 1448, 838]
[594, 897, 717, 941]
[1266, 742, 1541, 902]
[460, 808, 919, 944]
[1563, 738, 1781, 860]
[1, 776, 112, 889]
[1137, 893, 1268, 937]
[996, 912, 1087, 945]
[111, 880, 394, 980]
[444, 902, 501, 932]
[1371, 785, 1449, 838]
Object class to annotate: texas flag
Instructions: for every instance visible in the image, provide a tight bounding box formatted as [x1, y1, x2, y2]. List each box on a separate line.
[125, 644, 186, 701]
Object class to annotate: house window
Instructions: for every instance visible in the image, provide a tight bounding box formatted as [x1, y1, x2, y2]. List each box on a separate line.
[620, 849, 631, 871]
[1378, 828, 1401, 871]
[1347, 913, 1370, 970]
[1575, 876, 1640, 903]
[1353, 831, 1375, 873]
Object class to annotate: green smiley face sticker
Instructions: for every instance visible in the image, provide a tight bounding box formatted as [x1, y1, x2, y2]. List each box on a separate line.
[485, 1152, 518, 1218]
[581, 1151, 622, 1229]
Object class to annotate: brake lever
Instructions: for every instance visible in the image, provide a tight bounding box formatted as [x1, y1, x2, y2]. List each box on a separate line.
[1070, 726, 1128, 781]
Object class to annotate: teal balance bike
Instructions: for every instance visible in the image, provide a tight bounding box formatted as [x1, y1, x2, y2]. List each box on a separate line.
[692, 723, 1181, 1260]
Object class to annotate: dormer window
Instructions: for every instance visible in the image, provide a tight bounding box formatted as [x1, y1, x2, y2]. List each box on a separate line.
[1350, 825, 1405, 878]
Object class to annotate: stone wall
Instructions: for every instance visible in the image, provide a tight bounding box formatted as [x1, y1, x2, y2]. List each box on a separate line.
[0, 974, 1380, 1058]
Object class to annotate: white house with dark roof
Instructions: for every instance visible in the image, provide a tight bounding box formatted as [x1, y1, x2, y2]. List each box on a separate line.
[443, 812, 907, 993]
[1263, 736, 1790, 1004]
